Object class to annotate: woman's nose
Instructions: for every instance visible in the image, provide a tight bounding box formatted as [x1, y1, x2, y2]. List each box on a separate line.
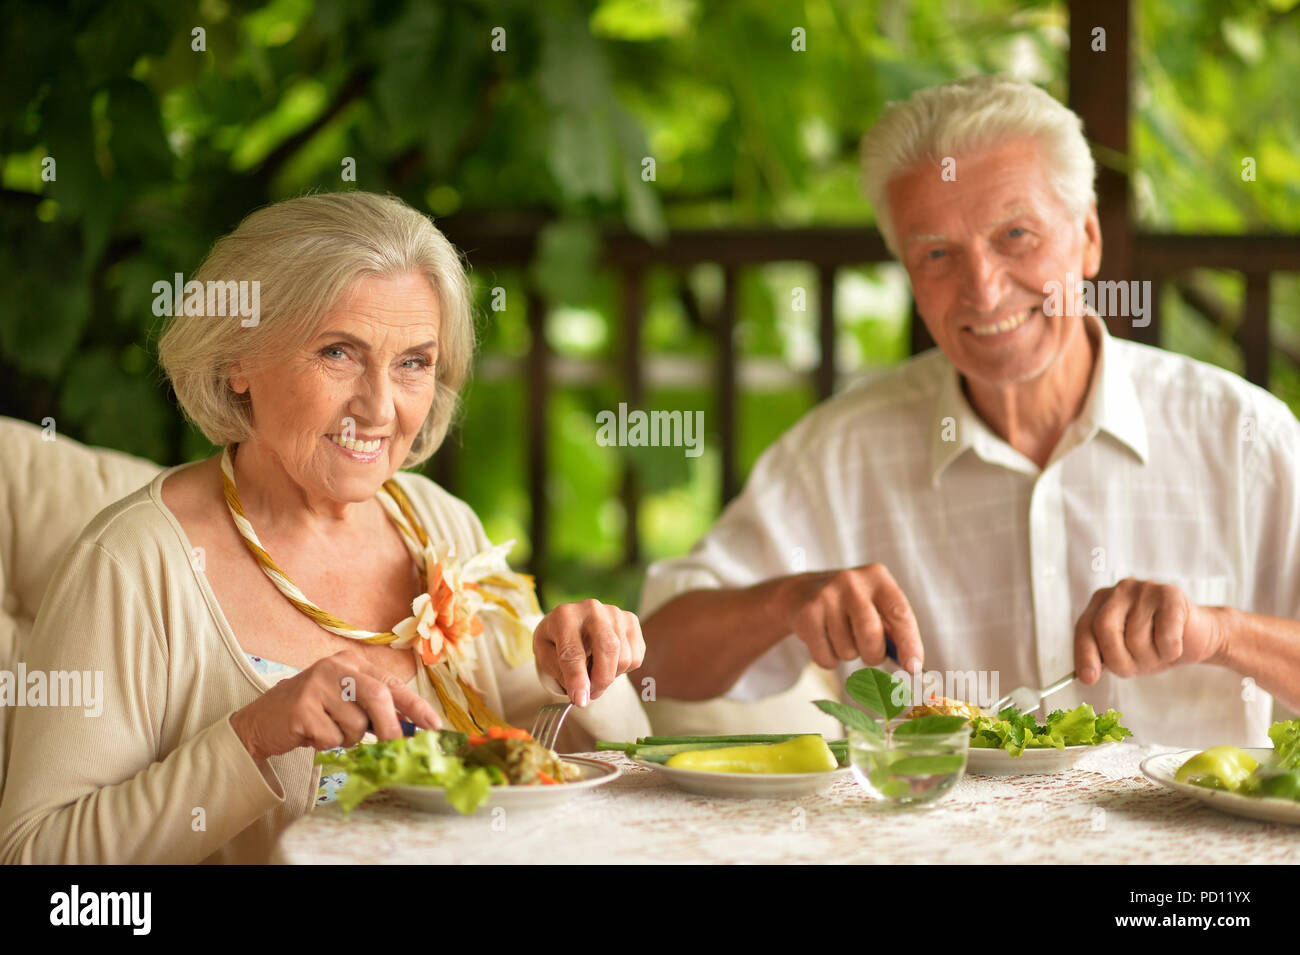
[350, 368, 395, 421]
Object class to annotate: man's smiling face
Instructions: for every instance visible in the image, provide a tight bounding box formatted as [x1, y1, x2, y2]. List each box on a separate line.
[887, 137, 1101, 387]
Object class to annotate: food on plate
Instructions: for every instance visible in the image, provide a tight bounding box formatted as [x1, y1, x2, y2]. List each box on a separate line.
[968, 703, 1133, 756]
[1176, 720, 1300, 802]
[314, 727, 577, 814]
[905, 695, 986, 721]
[1173, 745, 1259, 790]
[597, 734, 850, 766]
[662, 734, 840, 774]
[461, 725, 583, 785]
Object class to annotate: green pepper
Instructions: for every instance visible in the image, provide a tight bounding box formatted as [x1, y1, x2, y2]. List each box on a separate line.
[1242, 768, 1300, 801]
[1174, 745, 1259, 791]
[664, 735, 839, 774]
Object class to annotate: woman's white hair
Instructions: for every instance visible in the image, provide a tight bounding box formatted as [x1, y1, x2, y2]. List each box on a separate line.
[861, 75, 1096, 258]
[157, 191, 473, 469]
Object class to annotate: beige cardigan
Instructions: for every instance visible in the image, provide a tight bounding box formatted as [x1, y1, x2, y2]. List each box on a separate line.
[0, 462, 649, 864]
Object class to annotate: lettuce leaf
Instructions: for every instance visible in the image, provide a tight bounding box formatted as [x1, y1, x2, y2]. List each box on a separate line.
[1268, 720, 1300, 770]
[314, 730, 494, 814]
[968, 703, 1133, 755]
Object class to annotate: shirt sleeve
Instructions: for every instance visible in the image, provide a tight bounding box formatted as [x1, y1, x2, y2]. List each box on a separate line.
[638, 436, 840, 702]
[1244, 404, 1300, 622]
[0, 538, 285, 864]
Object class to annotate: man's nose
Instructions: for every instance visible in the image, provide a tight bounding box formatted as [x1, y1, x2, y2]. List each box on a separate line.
[960, 246, 1008, 313]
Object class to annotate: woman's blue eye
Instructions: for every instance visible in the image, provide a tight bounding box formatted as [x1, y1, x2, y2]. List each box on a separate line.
[402, 357, 431, 369]
[322, 346, 346, 359]
[927, 249, 947, 260]
[1008, 227, 1026, 238]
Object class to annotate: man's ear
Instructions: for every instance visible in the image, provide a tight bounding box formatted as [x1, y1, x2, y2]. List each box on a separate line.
[1082, 203, 1102, 279]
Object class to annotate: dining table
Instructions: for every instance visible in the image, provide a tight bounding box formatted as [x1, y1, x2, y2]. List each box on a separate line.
[270, 742, 1298, 864]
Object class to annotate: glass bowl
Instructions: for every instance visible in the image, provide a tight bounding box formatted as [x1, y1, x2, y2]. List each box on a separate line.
[848, 722, 970, 808]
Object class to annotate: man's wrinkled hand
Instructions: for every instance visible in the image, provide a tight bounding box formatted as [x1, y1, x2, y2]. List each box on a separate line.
[1074, 578, 1228, 683]
[778, 563, 924, 674]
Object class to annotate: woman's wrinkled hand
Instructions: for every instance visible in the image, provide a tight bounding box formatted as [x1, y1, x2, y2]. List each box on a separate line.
[532, 600, 646, 707]
[229, 649, 440, 762]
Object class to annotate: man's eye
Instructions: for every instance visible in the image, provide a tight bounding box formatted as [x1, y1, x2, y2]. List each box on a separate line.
[927, 248, 947, 260]
[1007, 227, 1026, 238]
[322, 345, 347, 359]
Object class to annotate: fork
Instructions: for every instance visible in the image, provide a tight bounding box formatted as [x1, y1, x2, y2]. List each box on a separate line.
[529, 702, 574, 751]
[989, 671, 1077, 716]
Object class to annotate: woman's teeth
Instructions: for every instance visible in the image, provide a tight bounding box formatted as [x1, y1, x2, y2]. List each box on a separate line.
[970, 309, 1033, 337]
[329, 434, 382, 453]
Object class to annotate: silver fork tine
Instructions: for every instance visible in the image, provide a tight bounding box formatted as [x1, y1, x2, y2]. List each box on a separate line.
[528, 702, 573, 751]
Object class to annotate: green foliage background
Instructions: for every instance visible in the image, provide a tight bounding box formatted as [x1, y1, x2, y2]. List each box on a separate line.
[1, 0, 1297, 608]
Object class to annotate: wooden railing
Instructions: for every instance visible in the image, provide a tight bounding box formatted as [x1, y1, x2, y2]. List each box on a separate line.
[438, 221, 1300, 596]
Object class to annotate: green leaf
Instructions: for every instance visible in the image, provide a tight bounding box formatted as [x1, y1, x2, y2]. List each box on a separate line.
[845, 667, 909, 720]
[889, 754, 966, 775]
[894, 715, 969, 736]
[530, 219, 600, 306]
[548, 110, 617, 202]
[1268, 720, 1300, 769]
[590, 0, 697, 41]
[814, 699, 881, 736]
[880, 777, 912, 798]
[868, 763, 894, 788]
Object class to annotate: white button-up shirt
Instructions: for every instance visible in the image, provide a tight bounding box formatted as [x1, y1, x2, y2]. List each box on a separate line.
[641, 315, 1300, 747]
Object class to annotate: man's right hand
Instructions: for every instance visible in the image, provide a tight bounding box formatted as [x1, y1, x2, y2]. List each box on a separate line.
[776, 563, 924, 674]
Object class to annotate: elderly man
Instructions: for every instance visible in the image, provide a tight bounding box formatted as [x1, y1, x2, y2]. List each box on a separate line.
[636, 75, 1300, 748]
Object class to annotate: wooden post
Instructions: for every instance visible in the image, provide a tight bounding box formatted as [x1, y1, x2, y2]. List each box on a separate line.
[718, 267, 739, 504]
[910, 297, 935, 355]
[1069, 0, 1134, 339]
[1241, 273, 1271, 389]
[525, 286, 549, 599]
[619, 267, 645, 567]
[816, 265, 837, 400]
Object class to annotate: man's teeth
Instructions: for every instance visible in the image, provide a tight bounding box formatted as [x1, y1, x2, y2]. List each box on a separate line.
[970, 309, 1033, 337]
[329, 434, 382, 453]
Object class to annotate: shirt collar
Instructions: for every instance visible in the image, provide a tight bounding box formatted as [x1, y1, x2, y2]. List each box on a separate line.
[929, 312, 1149, 486]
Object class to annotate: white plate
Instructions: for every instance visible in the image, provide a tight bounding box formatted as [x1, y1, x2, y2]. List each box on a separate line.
[389, 756, 620, 814]
[634, 757, 852, 798]
[965, 742, 1119, 775]
[1140, 748, 1300, 826]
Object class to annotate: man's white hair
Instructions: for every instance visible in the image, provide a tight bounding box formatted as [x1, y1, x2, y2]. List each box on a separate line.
[861, 75, 1097, 259]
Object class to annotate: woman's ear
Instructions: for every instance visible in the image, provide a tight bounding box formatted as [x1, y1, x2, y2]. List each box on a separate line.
[1081, 203, 1102, 279]
[228, 361, 249, 395]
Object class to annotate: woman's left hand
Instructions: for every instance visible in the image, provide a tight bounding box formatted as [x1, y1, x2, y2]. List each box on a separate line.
[533, 599, 646, 707]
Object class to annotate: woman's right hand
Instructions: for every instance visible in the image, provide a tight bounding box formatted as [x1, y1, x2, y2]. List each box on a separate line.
[229, 649, 441, 762]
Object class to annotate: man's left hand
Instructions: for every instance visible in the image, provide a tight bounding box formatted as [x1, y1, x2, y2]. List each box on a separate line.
[1073, 578, 1229, 684]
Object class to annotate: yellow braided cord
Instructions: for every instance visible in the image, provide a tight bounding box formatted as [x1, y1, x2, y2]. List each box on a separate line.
[222, 444, 515, 731]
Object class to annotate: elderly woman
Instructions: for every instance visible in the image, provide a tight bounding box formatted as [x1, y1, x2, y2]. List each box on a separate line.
[0, 192, 649, 864]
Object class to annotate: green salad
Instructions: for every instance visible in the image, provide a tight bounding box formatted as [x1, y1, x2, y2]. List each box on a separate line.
[314, 730, 493, 815]
[1175, 720, 1300, 802]
[969, 703, 1134, 756]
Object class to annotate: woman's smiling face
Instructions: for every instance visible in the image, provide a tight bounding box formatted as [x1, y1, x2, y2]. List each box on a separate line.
[229, 271, 441, 503]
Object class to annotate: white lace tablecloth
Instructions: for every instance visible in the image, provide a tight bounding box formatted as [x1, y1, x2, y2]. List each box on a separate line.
[271, 745, 1299, 864]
